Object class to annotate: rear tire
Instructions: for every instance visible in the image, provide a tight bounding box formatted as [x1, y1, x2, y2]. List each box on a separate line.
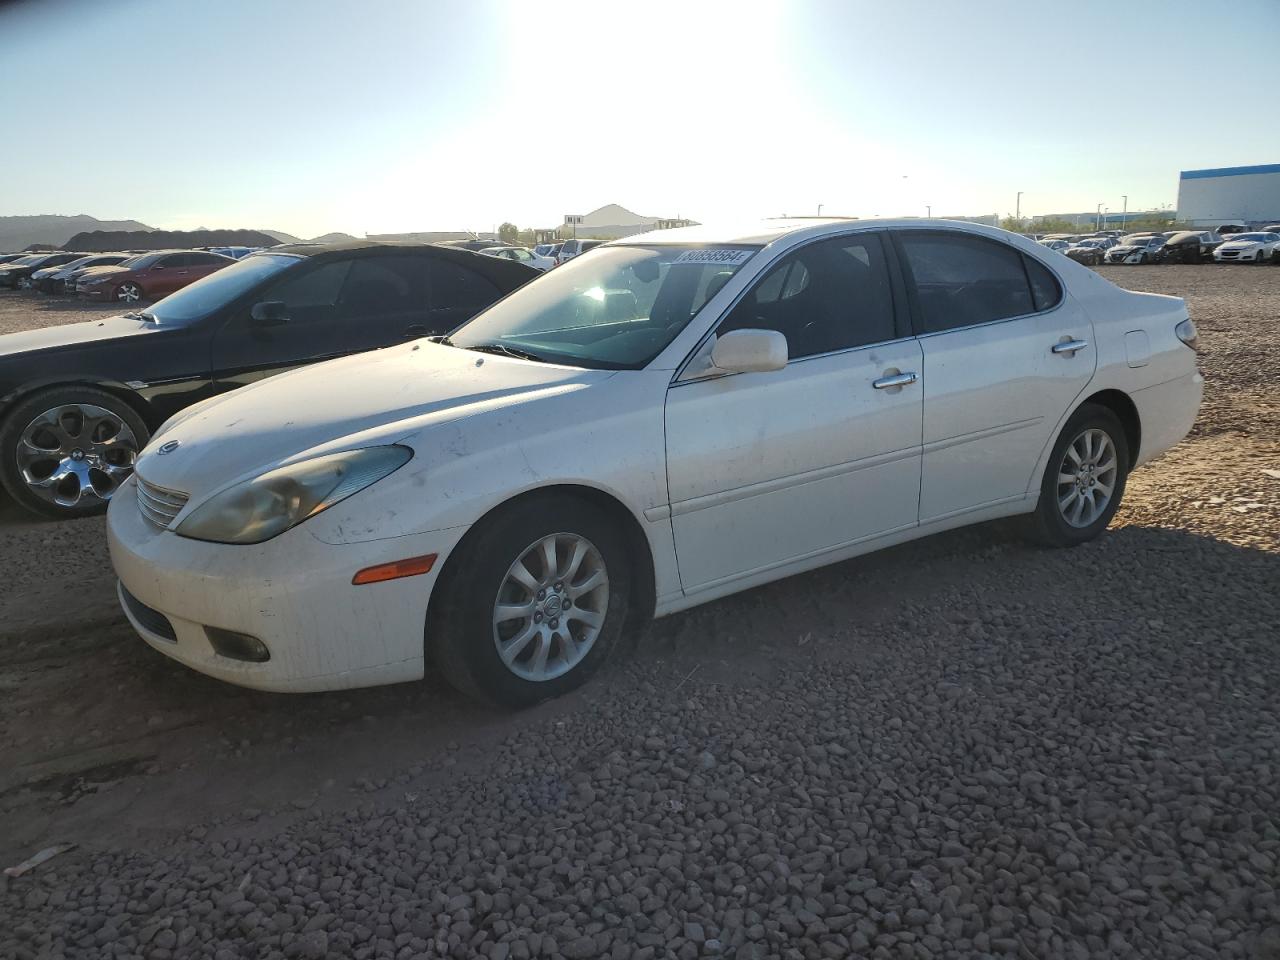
[431, 494, 632, 707]
[1029, 404, 1130, 548]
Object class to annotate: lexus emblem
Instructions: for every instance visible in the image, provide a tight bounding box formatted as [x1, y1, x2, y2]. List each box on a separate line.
[156, 440, 181, 456]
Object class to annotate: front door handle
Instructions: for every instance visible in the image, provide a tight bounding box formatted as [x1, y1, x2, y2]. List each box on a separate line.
[1052, 338, 1089, 355]
[872, 371, 918, 390]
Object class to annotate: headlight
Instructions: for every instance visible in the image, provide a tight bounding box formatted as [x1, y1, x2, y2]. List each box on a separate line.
[175, 446, 412, 544]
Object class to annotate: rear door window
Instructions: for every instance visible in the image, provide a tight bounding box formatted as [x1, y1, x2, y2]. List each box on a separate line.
[896, 231, 1036, 333]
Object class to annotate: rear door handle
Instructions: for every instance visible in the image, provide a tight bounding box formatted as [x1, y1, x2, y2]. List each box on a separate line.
[872, 371, 918, 389]
[1052, 338, 1089, 355]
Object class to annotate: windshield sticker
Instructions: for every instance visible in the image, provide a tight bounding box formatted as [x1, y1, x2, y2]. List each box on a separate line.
[672, 249, 753, 266]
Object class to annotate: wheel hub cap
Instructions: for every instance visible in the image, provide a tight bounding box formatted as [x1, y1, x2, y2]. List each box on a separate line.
[1056, 428, 1118, 529]
[492, 532, 609, 682]
[15, 403, 139, 508]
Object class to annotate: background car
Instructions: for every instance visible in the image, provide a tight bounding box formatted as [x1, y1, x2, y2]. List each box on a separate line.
[0, 253, 29, 266]
[0, 242, 538, 519]
[1212, 231, 1280, 263]
[1037, 239, 1072, 253]
[207, 246, 262, 260]
[1105, 235, 1165, 264]
[533, 243, 561, 260]
[103, 219, 1202, 705]
[1064, 242, 1104, 266]
[31, 253, 132, 293]
[479, 246, 555, 271]
[555, 238, 603, 264]
[0, 251, 84, 289]
[1159, 231, 1221, 264]
[76, 250, 235, 303]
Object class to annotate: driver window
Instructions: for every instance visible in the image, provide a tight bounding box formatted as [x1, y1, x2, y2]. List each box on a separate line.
[719, 234, 895, 359]
[263, 260, 351, 319]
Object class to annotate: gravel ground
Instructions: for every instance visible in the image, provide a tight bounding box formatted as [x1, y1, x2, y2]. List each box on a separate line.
[1, 266, 1278, 959]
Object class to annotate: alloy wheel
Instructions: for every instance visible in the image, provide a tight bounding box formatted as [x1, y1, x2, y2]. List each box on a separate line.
[492, 532, 609, 682]
[116, 282, 141, 303]
[1056, 428, 1118, 528]
[15, 403, 139, 508]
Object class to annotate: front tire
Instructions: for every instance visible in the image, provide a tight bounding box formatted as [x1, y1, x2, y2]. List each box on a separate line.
[0, 386, 149, 520]
[115, 281, 143, 303]
[1030, 404, 1130, 547]
[431, 495, 632, 707]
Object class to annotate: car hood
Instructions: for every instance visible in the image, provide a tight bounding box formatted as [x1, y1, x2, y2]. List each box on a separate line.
[134, 342, 612, 501]
[31, 265, 64, 278]
[0, 312, 160, 359]
[1218, 240, 1262, 250]
[77, 265, 130, 281]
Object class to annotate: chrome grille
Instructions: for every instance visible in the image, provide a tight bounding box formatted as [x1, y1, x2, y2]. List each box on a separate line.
[136, 475, 189, 530]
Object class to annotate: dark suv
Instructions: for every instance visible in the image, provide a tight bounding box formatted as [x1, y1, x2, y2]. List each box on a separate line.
[0, 242, 537, 519]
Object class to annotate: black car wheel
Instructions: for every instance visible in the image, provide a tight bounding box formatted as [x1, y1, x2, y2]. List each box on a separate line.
[0, 385, 150, 519]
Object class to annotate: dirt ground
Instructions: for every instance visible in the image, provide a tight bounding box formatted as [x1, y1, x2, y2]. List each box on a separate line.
[1, 268, 1277, 959]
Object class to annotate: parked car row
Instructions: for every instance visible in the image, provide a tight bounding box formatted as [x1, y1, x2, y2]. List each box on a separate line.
[1031, 228, 1280, 266]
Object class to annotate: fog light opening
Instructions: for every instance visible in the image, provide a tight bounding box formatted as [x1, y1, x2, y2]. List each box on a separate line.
[206, 627, 271, 663]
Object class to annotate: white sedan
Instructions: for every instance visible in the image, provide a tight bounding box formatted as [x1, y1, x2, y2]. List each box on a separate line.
[108, 219, 1203, 705]
[479, 246, 555, 272]
[1212, 232, 1280, 263]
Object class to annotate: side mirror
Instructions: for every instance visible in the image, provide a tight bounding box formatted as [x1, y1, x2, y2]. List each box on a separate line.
[710, 328, 788, 374]
[250, 300, 290, 326]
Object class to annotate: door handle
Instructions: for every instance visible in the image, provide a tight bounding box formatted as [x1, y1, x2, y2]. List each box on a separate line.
[1052, 338, 1089, 355]
[872, 371, 918, 390]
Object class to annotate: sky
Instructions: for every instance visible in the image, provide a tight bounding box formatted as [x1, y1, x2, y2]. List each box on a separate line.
[2, 0, 1277, 238]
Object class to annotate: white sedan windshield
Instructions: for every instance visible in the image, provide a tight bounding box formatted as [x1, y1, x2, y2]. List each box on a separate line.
[449, 244, 760, 369]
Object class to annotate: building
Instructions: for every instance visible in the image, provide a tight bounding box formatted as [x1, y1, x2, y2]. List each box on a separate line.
[1176, 164, 1280, 227]
[560, 204, 695, 240]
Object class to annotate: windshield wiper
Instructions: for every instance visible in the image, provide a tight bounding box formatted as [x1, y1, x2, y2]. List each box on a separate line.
[426, 334, 454, 346]
[463, 342, 549, 363]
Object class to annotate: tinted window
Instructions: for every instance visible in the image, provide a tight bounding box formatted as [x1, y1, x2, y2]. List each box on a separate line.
[188, 252, 226, 266]
[429, 259, 500, 313]
[156, 254, 186, 268]
[267, 260, 351, 310]
[1023, 255, 1062, 312]
[339, 256, 425, 316]
[898, 232, 1035, 333]
[720, 233, 896, 359]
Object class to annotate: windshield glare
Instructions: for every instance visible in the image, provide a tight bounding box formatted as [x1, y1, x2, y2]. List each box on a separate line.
[145, 253, 302, 325]
[448, 244, 760, 369]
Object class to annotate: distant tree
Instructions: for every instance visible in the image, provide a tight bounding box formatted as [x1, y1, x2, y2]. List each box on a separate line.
[498, 222, 519, 244]
[1000, 215, 1027, 233]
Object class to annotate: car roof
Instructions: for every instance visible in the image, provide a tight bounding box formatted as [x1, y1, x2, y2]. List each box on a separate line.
[604, 217, 1037, 249]
[258, 239, 538, 286]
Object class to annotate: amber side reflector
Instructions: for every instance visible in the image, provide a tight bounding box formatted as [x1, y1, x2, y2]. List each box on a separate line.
[352, 554, 437, 585]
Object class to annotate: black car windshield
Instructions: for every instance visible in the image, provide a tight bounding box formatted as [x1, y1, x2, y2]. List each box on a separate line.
[11, 255, 45, 266]
[448, 244, 760, 369]
[146, 253, 303, 325]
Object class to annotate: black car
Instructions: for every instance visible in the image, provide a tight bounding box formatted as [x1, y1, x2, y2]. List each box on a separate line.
[0, 242, 538, 519]
[0, 252, 85, 289]
[1159, 231, 1221, 264]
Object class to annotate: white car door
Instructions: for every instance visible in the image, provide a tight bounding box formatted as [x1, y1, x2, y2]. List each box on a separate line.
[892, 229, 1096, 522]
[665, 232, 924, 594]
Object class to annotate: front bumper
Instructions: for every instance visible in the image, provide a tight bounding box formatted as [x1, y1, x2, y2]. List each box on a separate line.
[1214, 250, 1264, 262]
[107, 477, 469, 692]
[78, 283, 110, 299]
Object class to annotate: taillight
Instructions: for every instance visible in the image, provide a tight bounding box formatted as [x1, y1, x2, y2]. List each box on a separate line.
[1175, 318, 1200, 352]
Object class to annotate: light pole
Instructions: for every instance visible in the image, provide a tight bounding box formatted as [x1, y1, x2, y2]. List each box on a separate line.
[1016, 191, 1023, 223]
[1096, 203, 1103, 230]
[925, 204, 932, 218]
[1121, 195, 1128, 232]
[817, 203, 823, 216]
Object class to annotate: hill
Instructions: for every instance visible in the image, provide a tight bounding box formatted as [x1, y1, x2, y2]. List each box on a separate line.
[64, 228, 282, 252]
[308, 232, 360, 244]
[0, 214, 153, 252]
[260, 229, 303, 245]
